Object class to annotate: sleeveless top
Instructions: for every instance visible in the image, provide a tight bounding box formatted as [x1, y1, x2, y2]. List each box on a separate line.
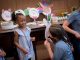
[15, 27, 35, 60]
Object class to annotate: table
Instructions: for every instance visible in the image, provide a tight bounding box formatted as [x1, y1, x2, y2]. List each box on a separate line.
[0, 26, 46, 60]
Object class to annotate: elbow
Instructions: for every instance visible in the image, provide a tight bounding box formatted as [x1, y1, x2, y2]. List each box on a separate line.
[62, 20, 69, 31]
[14, 41, 18, 47]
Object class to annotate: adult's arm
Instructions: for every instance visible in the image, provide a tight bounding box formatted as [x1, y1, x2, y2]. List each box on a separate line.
[62, 20, 80, 39]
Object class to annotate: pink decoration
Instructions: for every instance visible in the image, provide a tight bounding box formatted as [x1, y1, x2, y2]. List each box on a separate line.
[37, 7, 43, 10]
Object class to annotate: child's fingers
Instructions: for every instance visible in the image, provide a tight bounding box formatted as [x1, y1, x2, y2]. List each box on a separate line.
[47, 38, 53, 43]
[23, 49, 28, 55]
[2, 50, 6, 56]
[31, 37, 35, 41]
[0, 50, 6, 56]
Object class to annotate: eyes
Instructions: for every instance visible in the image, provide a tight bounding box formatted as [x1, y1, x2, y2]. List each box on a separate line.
[17, 18, 26, 25]
[19, 19, 26, 24]
[18, 16, 26, 23]
[20, 19, 26, 22]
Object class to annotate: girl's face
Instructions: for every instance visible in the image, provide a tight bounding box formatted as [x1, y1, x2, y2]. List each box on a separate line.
[17, 15, 26, 28]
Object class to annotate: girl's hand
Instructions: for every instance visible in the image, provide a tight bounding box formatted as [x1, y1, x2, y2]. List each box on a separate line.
[71, 46, 74, 52]
[21, 48, 28, 55]
[22, 49, 28, 55]
[31, 37, 35, 41]
[0, 49, 6, 56]
[23, 51, 28, 54]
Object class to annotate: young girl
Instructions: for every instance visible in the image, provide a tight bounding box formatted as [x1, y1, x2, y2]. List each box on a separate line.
[14, 13, 35, 60]
[46, 24, 74, 60]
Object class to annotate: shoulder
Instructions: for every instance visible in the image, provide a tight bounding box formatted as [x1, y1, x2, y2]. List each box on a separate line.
[26, 27, 31, 30]
[67, 11, 79, 23]
[26, 27, 31, 32]
[54, 41, 66, 57]
[14, 28, 23, 35]
[55, 40, 68, 50]
[14, 28, 20, 33]
[70, 11, 79, 16]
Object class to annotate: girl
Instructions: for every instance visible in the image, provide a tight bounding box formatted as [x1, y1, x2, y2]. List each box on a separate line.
[46, 24, 74, 60]
[14, 13, 35, 60]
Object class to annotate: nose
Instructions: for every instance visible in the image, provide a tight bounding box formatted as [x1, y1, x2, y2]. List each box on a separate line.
[22, 20, 26, 24]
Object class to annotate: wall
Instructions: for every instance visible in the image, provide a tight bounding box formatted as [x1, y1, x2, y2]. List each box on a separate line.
[0, 0, 80, 13]
[0, 0, 80, 21]
[51, 0, 80, 15]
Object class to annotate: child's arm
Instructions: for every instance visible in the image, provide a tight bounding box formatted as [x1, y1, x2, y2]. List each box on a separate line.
[14, 31, 28, 54]
[47, 38, 54, 52]
[44, 40, 54, 60]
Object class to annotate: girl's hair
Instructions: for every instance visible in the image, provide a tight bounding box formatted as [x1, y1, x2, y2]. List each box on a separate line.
[12, 12, 24, 22]
[49, 24, 68, 43]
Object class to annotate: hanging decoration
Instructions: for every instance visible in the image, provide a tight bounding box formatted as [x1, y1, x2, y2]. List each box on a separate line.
[29, 8, 39, 23]
[47, 14, 51, 21]
[1, 9, 12, 21]
[37, 7, 43, 14]
[24, 9, 29, 16]
[41, 0, 48, 6]
[39, 2, 51, 15]
[42, 7, 51, 16]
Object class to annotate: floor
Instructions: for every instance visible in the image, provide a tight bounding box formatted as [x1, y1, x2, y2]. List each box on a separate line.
[36, 41, 51, 60]
[5, 41, 51, 60]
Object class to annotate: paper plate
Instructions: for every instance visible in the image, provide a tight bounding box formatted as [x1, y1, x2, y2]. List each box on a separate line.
[1, 10, 12, 21]
[29, 8, 39, 19]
